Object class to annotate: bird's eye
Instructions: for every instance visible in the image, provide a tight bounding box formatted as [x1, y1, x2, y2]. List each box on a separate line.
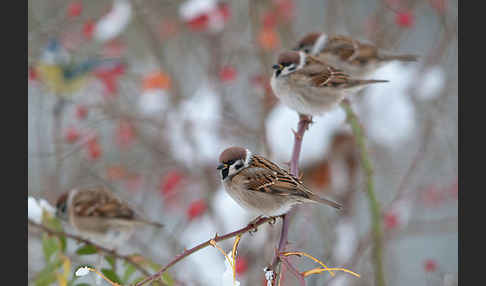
[304, 48, 310, 53]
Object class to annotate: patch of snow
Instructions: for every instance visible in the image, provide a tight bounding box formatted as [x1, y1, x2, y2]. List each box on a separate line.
[179, 0, 217, 21]
[138, 90, 170, 115]
[222, 251, 240, 286]
[360, 62, 417, 148]
[94, 0, 132, 42]
[266, 103, 346, 166]
[28, 196, 55, 224]
[332, 218, 357, 265]
[415, 66, 445, 101]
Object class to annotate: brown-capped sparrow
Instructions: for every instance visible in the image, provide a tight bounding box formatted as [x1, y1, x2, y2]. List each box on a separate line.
[55, 186, 163, 247]
[217, 146, 342, 217]
[293, 32, 418, 77]
[270, 50, 388, 116]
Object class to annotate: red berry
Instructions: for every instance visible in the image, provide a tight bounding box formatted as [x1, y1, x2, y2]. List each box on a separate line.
[384, 212, 398, 229]
[160, 171, 183, 197]
[187, 199, 207, 220]
[275, 0, 294, 22]
[83, 20, 95, 39]
[217, 3, 231, 21]
[262, 10, 278, 29]
[235, 257, 248, 275]
[187, 14, 210, 31]
[395, 12, 414, 28]
[116, 121, 135, 148]
[76, 105, 88, 120]
[219, 66, 237, 83]
[67, 2, 82, 18]
[65, 127, 80, 144]
[29, 67, 38, 81]
[424, 259, 437, 272]
[258, 27, 280, 51]
[87, 137, 102, 160]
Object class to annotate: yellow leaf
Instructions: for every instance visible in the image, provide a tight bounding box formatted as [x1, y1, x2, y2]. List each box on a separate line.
[56, 272, 67, 286]
[62, 256, 71, 278]
[302, 267, 360, 278]
[281, 251, 335, 276]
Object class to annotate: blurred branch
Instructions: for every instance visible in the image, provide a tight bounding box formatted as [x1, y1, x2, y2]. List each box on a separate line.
[28, 219, 152, 277]
[327, 215, 457, 285]
[131, 0, 183, 102]
[249, 0, 274, 156]
[53, 97, 67, 193]
[268, 114, 312, 285]
[134, 216, 277, 286]
[340, 100, 385, 286]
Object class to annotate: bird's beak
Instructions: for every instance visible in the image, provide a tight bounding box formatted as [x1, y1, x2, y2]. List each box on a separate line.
[217, 164, 227, 170]
[272, 64, 283, 71]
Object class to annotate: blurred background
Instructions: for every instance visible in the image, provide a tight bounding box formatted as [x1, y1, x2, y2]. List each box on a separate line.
[28, 0, 458, 285]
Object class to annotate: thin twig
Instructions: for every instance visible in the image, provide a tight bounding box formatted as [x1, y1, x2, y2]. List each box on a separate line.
[269, 114, 312, 285]
[28, 219, 151, 277]
[340, 100, 385, 286]
[280, 256, 305, 286]
[134, 217, 276, 286]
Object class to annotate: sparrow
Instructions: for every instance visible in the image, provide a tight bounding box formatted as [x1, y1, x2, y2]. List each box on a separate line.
[270, 50, 388, 116]
[293, 32, 418, 77]
[217, 146, 342, 217]
[55, 185, 163, 247]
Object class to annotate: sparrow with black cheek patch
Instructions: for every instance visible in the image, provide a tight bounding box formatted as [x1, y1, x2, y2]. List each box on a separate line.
[217, 146, 342, 217]
[294, 32, 418, 77]
[270, 50, 388, 116]
[55, 186, 163, 248]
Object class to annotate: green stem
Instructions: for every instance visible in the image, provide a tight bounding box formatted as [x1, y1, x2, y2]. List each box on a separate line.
[341, 100, 385, 286]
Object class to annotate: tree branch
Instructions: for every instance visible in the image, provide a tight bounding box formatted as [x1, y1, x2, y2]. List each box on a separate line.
[28, 219, 151, 277]
[269, 114, 312, 285]
[340, 100, 385, 286]
[134, 216, 276, 286]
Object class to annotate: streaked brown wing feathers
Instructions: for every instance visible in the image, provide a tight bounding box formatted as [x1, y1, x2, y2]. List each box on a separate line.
[244, 155, 311, 199]
[295, 56, 352, 88]
[72, 187, 135, 219]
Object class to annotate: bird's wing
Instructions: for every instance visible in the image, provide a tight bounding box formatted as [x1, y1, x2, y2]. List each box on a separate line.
[71, 186, 136, 220]
[325, 35, 357, 59]
[292, 56, 352, 88]
[239, 155, 314, 200]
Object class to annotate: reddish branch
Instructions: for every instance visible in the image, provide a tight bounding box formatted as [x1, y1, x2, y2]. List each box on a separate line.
[134, 217, 275, 286]
[269, 114, 312, 284]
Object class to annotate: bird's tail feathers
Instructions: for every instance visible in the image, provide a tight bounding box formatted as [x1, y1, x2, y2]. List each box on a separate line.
[348, 79, 389, 87]
[379, 53, 419, 62]
[307, 194, 343, 210]
[137, 219, 164, 228]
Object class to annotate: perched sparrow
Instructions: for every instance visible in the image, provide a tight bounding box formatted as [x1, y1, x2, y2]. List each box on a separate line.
[270, 50, 388, 116]
[55, 186, 163, 247]
[217, 146, 342, 217]
[294, 32, 418, 77]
